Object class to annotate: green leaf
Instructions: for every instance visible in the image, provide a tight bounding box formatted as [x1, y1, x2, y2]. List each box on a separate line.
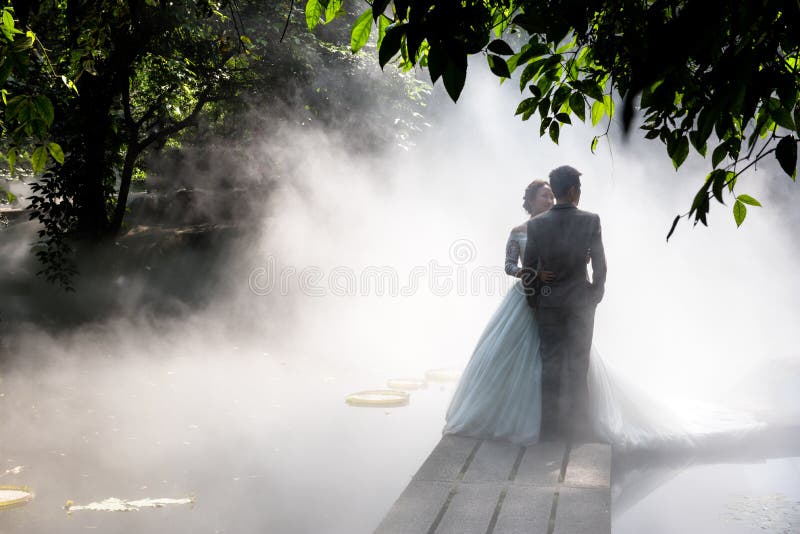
[711, 142, 727, 168]
[372, 0, 391, 20]
[590, 136, 599, 153]
[696, 107, 715, 147]
[515, 43, 549, 65]
[305, 0, 323, 30]
[727, 138, 741, 160]
[427, 44, 444, 83]
[689, 183, 710, 226]
[539, 116, 552, 136]
[487, 55, 510, 78]
[733, 200, 747, 227]
[536, 75, 553, 96]
[487, 39, 514, 56]
[551, 85, 570, 112]
[519, 59, 546, 91]
[378, 24, 404, 68]
[768, 98, 795, 131]
[708, 169, 727, 204]
[549, 121, 560, 144]
[325, 0, 343, 23]
[515, 97, 539, 117]
[727, 173, 738, 192]
[442, 50, 467, 101]
[591, 101, 604, 126]
[794, 106, 800, 137]
[377, 15, 390, 49]
[7, 148, 16, 175]
[555, 112, 571, 125]
[603, 94, 614, 118]
[688, 131, 707, 157]
[47, 142, 64, 164]
[569, 93, 585, 122]
[670, 135, 689, 170]
[5, 94, 25, 120]
[350, 9, 373, 53]
[690, 182, 710, 215]
[585, 83, 603, 102]
[31, 145, 48, 173]
[666, 215, 680, 241]
[775, 136, 797, 178]
[505, 52, 518, 74]
[32, 95, 54, 127]
[736, 194, 761, 207]
[2, 10, 14, 35]
[538, 96, 550, 119]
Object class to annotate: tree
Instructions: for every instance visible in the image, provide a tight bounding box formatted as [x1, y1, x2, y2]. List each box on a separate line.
[1, 1, 429, 290]
[1, 0, 253, 288]
[309, 0, 800, 237]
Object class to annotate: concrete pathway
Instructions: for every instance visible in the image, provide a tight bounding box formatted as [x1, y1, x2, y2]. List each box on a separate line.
[375, 436, 610, 534]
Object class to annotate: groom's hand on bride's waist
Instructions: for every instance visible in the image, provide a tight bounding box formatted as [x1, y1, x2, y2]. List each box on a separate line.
[538, 270, 556, 283]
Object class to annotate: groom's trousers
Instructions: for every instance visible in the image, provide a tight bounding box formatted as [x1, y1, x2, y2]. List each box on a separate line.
[536, 305, 596, 440]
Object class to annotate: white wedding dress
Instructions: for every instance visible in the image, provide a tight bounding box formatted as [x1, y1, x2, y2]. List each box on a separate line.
[442, 230, 542, 445]
[443, 229, 765, 449]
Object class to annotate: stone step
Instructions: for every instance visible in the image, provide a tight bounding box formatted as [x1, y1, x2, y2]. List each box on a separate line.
[374, 438, 610, 534]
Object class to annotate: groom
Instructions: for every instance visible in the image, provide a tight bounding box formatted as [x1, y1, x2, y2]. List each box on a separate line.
[522, 165, 607, 441]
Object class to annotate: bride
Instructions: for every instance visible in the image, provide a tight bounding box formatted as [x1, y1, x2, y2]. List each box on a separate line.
[442, 179, 554, 445]
[442, 180, 765, 449]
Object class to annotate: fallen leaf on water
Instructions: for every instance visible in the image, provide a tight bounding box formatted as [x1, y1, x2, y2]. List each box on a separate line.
[64, 496, 195, 514]
[0, 466, 24, 478]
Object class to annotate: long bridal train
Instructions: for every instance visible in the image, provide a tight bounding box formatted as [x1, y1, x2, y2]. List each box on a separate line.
[588, 349, 765, 451]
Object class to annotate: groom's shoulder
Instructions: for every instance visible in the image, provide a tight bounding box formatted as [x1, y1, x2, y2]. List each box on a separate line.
[574, 207, 602, 221]
[526, 210, 552, 228]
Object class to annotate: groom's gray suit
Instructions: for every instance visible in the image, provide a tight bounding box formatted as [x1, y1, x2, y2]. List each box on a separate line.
[523, 203, 607, 440]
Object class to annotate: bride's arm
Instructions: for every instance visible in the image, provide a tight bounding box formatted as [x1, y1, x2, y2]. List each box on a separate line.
[504, 234, 522, 277]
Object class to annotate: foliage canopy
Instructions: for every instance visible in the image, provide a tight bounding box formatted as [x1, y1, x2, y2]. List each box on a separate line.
[1, 0, 427, 289]
[309, 0, 800, 236]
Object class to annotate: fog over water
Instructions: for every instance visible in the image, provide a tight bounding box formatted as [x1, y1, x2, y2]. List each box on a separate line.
[1, 61, 799, 533]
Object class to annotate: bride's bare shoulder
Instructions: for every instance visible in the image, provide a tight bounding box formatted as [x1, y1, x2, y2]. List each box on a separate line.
[511, 222, 528, 234]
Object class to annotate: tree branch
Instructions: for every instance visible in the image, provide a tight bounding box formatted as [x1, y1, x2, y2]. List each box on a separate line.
[280, 0, 295, 42]
[135, 83, 179, 128]
[137, 90, 214, 150]
[122, 78, 136, 131]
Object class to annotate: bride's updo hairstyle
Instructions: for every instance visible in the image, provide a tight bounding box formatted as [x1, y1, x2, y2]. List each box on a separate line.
[523, 180, 549, 214]
[548, 165, 582, 199]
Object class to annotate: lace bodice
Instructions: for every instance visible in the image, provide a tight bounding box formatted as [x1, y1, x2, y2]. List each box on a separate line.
[505, 230, 527, 276]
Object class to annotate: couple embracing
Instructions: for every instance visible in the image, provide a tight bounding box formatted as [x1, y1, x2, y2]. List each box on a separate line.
[443, 165, 606, 444]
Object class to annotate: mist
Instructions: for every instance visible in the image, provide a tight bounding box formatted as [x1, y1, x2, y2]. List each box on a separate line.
[2, 55, 799, 533]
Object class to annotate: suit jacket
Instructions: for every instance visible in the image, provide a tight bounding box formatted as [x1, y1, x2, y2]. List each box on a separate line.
[522, 204, 607, 308]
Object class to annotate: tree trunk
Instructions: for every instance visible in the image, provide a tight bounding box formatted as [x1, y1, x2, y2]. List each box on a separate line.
[71, 76, 114, 237]
[109, 142, 140, 235]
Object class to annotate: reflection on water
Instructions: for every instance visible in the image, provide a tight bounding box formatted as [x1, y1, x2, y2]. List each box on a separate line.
[614, 457, 800, 534]
[0, 351, 455, 533]
[726, 493, 800, 533]
[2, 350, 798, 533]
[613, 425, 800, 534]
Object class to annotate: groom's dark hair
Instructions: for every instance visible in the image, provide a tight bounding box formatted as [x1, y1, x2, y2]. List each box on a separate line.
[549, 165, 582, 198]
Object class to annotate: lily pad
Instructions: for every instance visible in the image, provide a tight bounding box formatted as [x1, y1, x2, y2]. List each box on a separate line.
[0, 486, 34, 510]
[386, 378, 427, 390]
[425, 368, 461, 383]
[345, 389, 409, 407]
